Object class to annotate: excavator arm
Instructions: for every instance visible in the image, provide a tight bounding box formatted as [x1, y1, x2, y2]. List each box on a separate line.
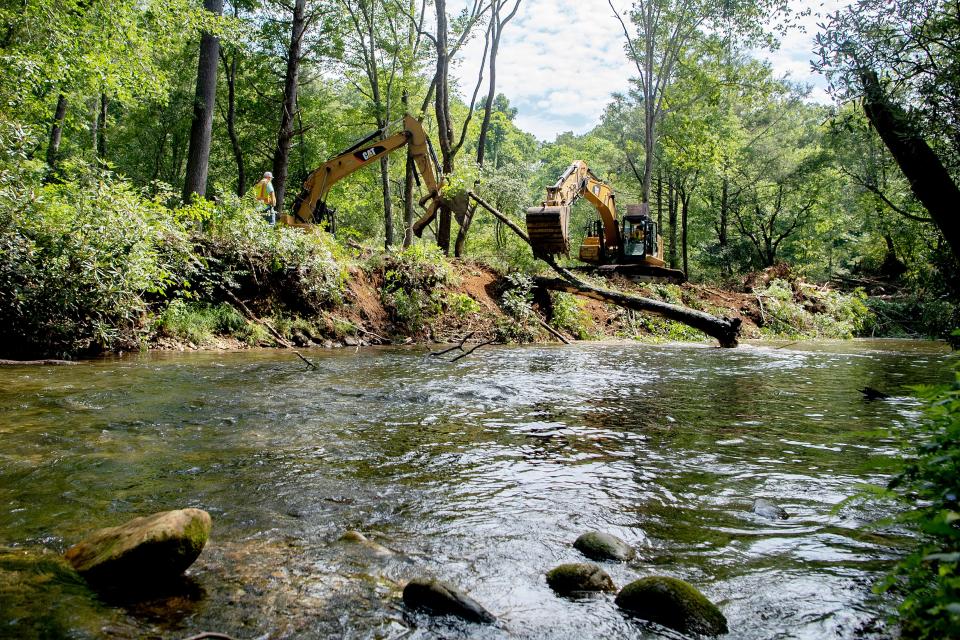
[284, 115, 441, 228]
[526, 160, 620, 257]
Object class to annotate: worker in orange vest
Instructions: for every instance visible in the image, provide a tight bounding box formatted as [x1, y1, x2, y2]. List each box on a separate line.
[255, 171, 277, 224]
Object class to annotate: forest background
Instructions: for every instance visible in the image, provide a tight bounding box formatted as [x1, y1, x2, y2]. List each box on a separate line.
[0, 0, 958, 356]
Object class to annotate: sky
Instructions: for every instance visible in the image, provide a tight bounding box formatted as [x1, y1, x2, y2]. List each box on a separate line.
[451, 0, 847, 141]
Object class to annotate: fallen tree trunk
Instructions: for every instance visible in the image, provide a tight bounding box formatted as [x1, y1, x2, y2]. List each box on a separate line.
[533, 277, 741, 347]
[468, 191, 742, 347]
[0, 359, 77, 366]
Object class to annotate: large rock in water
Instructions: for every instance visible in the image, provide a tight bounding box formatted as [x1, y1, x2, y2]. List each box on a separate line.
[574, 531, 636, 562]
[64, 508, 211, 586]
[615, 576, 728, 636]
[402, 577, 496, 623]
[751, 498, 789, 520]
[545, 563, 616, 595]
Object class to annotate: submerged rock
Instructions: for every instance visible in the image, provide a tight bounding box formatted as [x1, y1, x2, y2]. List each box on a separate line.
[615, 576, 728, 636]
[751, 498, 789, 520]
[339, 530, 394, 557]
[0, 547, 110, 637]
[64, 508, 211, 586]
[574, 531, 636, 562]
[402, 577, 496, 623]
[545, 563, 616, 595]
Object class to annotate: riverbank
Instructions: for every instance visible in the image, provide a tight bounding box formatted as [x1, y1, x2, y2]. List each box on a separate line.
[0, 170, 943, 360]
[143, 252, 884, 355]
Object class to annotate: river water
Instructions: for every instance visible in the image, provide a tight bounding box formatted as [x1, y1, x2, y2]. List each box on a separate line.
[0, 340, 953, 639]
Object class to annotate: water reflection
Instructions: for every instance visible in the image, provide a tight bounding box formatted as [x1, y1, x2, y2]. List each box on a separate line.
[0, 339, 952, 639]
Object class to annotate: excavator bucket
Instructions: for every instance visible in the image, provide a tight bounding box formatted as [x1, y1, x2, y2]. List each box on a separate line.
[525, 205, 570, 256]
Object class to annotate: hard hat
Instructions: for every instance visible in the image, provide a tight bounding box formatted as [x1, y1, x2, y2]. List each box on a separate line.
[264, 171, 273, 178]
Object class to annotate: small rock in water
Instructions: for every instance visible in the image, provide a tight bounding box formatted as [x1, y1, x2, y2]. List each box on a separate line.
[615, 576, 728, 636]
[574, 531, 636, 562]
[64, 508, 211, 586]
[546, 563, 616, 595]
[402, 577, 496, 623]
[339, 530, 394, 557]
[859, 386, 890, 400]
[751, 498, 789, 520]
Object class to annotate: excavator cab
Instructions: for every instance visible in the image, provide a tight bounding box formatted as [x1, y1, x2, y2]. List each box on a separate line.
[621, 214, 656, 261]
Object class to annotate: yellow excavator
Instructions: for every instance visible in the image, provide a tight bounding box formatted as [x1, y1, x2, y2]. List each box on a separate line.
[282, 115, 443, 232]
[525, 160, 685, 282]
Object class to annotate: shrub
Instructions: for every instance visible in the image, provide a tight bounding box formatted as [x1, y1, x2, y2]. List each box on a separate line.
[379, 243, 449, 332]
[550, 292, 593, 339]
[754, 279, 874, 339]
[880, 358, 960, 638]
[155, 300, 258, 345]
[196, 193, 347, 313]
[0, 135, 193, 356]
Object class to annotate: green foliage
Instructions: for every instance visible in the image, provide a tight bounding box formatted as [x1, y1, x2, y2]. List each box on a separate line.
[446, 292, 481, 317]
[879, 361, 960, 638]
[0, 132, 193, 356]
[550, 292, 593, 339]
[197, 192, 347, 313]
[865, 297, 959, 340]
[379, 243, 450, 331]
[754, 279, 873, 339]
[494, 272, 537, 343]
[500, 272, 534, 321]
[155, 300, 259, 345]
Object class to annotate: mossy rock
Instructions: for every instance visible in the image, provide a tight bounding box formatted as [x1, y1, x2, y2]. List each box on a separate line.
[615, 576, 728, 635]
[64, 508, 211, 587]
[0, 547, 109, 638]
[545, 562, 616, 595]
[574, 531, 636, 562]
[402, 577, 496, 623]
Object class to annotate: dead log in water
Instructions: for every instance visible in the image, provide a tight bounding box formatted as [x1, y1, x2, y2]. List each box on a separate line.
[467, 191, 742, 348]
[532, 277, 741, 348]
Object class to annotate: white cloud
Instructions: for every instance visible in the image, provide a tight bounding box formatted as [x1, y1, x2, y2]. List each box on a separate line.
[450, 0, 851, 141]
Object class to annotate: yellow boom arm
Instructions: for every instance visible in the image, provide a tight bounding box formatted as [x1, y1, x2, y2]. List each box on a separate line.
[526, 160, 619, 256]
[284, 115, 441, 228]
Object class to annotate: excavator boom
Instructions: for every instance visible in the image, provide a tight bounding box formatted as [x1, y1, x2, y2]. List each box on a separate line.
[283, 115, 441, 230]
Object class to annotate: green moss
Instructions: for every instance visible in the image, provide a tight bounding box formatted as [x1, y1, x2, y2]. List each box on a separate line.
[615, 576, 728, 636]
[0, 547, 109, 639]
[545, 563, 616, 594]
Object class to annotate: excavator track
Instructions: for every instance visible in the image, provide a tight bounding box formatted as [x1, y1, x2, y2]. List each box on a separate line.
[525, 205, 570, 256]
[589, 263, 687, 283]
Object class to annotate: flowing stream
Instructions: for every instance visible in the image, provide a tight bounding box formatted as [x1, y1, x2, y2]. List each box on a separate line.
[0, 339, 953, 639]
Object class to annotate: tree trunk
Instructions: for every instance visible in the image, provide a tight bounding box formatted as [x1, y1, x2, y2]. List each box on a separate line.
[718, 176, 728, 247]
[656, 170, 663, 230]
[668, 177, 677, 269]
[182, 0, 223, 201]
[46, 93, 67, 170]
[859, 68, 960, 261]
[404, 150, 415, 247]
[89, 97, 97, 156]
[681, 189, 689, 278]
[534, 277, 740, 347]
[434, 0, 453, 254]
[476, 0, 518, 167]
[381, 155, 393, 248]
[223, 51, 245, 196]
[96, 93, 108, 159]
[271, 0, 306, 212]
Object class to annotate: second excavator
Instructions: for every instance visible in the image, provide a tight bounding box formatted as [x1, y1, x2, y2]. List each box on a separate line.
[525, 161, 685, 282]
[283, 115, 445, 234]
